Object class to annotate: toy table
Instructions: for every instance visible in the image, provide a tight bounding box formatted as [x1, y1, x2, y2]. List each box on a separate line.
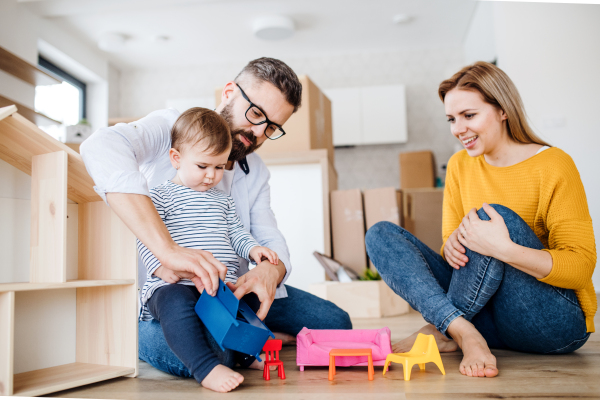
[329, 348, 374, 381]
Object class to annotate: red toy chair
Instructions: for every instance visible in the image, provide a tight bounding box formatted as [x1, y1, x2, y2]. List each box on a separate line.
[263, 339, 285, 380]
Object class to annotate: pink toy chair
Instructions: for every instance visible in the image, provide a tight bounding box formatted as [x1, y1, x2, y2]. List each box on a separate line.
[263, 339, 285, 380]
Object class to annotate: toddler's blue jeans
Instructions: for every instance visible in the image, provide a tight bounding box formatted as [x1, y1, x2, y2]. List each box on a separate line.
[365, 204, 590, 354]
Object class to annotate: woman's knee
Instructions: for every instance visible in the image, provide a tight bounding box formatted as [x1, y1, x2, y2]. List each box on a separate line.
[476, 204, 519, 222]
[476, 204, 542, 249]
[365, 221, 399, 249]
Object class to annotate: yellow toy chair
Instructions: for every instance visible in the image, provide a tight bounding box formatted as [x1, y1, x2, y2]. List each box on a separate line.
[383, 333, 445, 381]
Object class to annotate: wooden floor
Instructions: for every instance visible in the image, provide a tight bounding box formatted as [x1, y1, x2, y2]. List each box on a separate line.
[45, 303, 600, 400]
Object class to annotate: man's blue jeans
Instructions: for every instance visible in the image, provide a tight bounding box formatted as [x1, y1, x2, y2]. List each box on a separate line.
[365, 204, 590, 354]
[139, 284, 352, 378]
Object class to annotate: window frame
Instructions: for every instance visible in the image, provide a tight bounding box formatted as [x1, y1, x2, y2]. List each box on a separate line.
[38, 55, 87, 121]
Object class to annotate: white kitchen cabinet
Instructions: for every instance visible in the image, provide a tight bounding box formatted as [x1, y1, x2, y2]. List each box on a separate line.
[325, 84, 407, 146]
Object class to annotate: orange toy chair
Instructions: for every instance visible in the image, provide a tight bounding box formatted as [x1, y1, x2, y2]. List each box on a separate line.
[263, 339, 285, 380]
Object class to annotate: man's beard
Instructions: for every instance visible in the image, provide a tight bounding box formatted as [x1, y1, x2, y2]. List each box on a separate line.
[220, 101, 263, 162]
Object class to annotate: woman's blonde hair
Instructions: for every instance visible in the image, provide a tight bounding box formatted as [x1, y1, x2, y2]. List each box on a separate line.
[438, 61, 550, 146]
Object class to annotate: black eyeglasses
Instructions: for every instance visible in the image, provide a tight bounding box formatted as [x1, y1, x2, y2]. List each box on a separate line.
[236, 83, 286, 140]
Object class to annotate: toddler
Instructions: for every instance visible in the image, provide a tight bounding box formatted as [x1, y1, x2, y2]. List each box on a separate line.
[138, 107, 278, 393]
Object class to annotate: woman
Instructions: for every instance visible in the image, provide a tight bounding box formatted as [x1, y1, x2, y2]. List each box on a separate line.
[366, 62, 596, 378]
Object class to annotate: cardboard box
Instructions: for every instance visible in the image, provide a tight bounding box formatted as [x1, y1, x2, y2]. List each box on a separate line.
[215, 75, 334, 163]
[399, 150, 435, 189]
[309, 281, 410, 318]
[363, 187, 403, 230]
[403, 188, 444, 253]
[363, 187, 403, 270]
[330, 189, 367, 276]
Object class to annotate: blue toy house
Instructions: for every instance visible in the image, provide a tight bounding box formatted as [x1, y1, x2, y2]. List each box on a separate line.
[195, 280, 274, 362]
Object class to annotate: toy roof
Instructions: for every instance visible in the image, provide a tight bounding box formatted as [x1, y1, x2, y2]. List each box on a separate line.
[0, 105, 100, 203]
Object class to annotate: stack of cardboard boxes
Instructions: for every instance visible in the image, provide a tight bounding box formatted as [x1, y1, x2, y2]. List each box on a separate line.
[310, 150, 444, 318]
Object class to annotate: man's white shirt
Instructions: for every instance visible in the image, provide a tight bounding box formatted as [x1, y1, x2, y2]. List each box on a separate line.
[80, 108, 291, 299]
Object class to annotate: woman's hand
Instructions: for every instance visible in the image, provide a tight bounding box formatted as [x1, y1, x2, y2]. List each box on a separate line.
[456, 203, 512, 260]
[444, 229, 469, 269]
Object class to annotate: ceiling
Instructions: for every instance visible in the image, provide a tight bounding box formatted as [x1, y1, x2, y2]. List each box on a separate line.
[21, 0, 479, 70]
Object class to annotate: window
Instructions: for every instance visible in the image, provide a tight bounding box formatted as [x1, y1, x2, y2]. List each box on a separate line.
[35, 55, 87, 126]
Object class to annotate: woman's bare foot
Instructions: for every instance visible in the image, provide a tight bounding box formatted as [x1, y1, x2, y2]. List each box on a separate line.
[201, 365, 244, 393]
[447, 317, 498, 378]
[392, 324, 458, 353]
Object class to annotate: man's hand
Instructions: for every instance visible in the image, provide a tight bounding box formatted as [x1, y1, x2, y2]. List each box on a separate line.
[153, 266, 182, 283]
[229, 260, 286, 320]
[158, 246, 228, 296]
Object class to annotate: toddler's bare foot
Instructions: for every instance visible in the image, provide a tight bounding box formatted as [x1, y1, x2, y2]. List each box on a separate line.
[447, 317, 498, 378]
[201, 365, 244, 393]
[392, 324, 458, 353]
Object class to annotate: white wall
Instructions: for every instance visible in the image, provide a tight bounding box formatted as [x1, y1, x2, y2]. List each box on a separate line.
[490, 2, 600, 289]
[464, 1, 496, 65]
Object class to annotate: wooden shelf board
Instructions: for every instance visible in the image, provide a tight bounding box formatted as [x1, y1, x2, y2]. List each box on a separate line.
[0, 106, 101, 203]
[0, 46, 61, 86]
[0, 94, 61, 126]
[13, 362, 134, 397]
[0, 279, 135, 293]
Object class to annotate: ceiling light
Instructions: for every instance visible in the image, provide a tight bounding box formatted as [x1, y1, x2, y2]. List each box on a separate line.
[97, 33, 128, 52]
[392, 14, 413, 24]
[253, 15, 295, 40]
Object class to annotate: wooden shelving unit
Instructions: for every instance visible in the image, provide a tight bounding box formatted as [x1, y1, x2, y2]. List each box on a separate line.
[0, 105, 139, 397]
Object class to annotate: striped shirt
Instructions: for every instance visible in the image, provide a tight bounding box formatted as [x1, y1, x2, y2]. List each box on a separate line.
[138, 180, 259, 321]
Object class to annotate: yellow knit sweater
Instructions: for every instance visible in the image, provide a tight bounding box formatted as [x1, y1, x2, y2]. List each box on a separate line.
[442, 147, 597, 332]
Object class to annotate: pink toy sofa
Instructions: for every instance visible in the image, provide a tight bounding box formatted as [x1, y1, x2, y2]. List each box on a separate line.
[296, 327, 392, 370]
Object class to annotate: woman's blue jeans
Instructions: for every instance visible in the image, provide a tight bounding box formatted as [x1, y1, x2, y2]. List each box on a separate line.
[365, 204, 590, 354]
[139, 284, 352, 380]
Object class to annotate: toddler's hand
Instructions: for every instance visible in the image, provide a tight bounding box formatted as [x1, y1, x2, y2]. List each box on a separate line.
[249, 246, 279, 266]
[153, 266, 181, 283]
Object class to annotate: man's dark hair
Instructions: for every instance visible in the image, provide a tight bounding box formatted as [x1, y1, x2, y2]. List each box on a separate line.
[235, 57, 302, 112]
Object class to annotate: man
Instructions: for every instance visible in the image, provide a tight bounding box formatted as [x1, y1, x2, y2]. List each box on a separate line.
[81, 57, 351, 378]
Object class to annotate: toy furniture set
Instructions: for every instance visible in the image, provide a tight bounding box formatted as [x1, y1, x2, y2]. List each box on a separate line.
[297, 328, 445, 382]
[296, 327, 392, 371]
[0, 106, 138, 397]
